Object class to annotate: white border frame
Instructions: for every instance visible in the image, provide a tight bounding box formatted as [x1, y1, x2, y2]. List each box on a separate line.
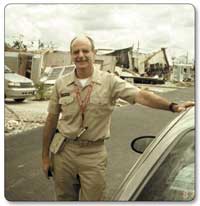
[1, 0, 199, 206]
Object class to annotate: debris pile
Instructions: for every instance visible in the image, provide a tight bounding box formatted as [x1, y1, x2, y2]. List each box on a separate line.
[5, 105, 47, 136]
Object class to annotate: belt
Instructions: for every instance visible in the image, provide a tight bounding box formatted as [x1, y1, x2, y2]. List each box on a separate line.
[64, 137, 104, 146]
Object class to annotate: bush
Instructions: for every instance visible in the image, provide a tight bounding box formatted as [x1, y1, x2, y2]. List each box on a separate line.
[34, 82, 53, 100]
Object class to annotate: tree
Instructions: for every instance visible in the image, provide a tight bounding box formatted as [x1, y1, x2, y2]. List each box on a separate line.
[38, 39, 44, 49]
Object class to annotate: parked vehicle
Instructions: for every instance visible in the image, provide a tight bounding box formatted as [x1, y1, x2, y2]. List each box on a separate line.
[5, 65, 36, 102]
[40, 65, 75, 87]
[112, 106, 195, 201]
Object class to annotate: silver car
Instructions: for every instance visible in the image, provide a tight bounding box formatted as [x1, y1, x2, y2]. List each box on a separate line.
[112, 106, 195, 201]
[5, 65, 36, 102]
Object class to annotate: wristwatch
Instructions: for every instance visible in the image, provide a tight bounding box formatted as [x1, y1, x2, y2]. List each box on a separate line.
[169, 102, 178, 112]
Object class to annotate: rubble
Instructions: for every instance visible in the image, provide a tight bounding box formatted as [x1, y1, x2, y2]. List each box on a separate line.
[5, 105, 47, 136]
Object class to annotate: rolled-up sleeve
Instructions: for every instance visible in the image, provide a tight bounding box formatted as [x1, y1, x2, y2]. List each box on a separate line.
[111, 75, 141, 104]
[47, 80, 61, 114]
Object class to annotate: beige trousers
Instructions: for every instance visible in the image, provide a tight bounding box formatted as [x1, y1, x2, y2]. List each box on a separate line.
[52, 141, 107, 201]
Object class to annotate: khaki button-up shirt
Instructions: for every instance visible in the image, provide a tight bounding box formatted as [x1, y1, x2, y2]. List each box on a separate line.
[48, 67, 141, 141]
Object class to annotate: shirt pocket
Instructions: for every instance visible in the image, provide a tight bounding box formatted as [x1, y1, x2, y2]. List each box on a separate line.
[59, 96, 76, 114]
[88, 97, 113, 116]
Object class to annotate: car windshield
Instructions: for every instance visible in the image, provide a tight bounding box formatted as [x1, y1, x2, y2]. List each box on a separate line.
[47, 67, 63, 80]
[136, 129, 195, 201]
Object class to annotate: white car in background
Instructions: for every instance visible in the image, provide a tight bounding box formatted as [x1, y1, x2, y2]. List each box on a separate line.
[5, 65, 36, 102]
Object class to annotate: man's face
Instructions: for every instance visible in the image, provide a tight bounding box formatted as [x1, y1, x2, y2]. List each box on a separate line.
[71, 37, 95, 70]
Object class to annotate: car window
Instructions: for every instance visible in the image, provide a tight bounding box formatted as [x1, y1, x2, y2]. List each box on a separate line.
[135, 129, 195, 201]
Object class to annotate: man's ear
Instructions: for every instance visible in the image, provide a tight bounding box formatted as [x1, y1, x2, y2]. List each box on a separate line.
[93, 49, 97, 55]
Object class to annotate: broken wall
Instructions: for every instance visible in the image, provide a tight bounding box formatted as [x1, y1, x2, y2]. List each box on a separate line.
[4, 52, 19, 72]
[95, 55, 116, 72]
[147, 50, 167, 66]
[42, 51, 71, 68]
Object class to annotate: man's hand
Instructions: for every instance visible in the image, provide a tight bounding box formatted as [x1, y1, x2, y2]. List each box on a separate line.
[173, 101, 195, 113]
[42, 157, 51, 179]
[42, 113, 59, 180]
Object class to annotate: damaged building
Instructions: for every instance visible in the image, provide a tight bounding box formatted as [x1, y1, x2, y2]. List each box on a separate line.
[132, 48, 170, 79]
[96, 47, 132, 72]
[171, 63, 194, 82]
[5, 51, 42, 83]
[5, 42, 172, 85]
[96, 47, 170, 80]
[95, 49, 117, 72]
[4, 48, 72, 83]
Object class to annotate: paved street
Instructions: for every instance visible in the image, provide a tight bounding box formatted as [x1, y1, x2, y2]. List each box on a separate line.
[5, 86, 195, 201]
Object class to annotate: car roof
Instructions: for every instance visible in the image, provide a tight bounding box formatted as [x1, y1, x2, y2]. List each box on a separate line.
[112, 107, 195, 200]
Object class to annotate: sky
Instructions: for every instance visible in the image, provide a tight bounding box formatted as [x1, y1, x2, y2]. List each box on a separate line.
[5, 4, 195, 59]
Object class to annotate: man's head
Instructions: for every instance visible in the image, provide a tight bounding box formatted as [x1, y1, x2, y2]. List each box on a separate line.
[70, 35, 96, 71]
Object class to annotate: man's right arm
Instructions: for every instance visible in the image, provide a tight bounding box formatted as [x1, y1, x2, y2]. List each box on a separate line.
[42, 112, 59, 179]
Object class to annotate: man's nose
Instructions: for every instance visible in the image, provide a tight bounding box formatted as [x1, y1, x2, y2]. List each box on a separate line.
[78, 50, 84, 57]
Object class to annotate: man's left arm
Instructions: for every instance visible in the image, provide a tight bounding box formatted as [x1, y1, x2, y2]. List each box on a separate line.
[135, 89, 194, 113]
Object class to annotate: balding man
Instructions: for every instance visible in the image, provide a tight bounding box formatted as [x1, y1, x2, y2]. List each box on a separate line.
[42, 35, 194, 201]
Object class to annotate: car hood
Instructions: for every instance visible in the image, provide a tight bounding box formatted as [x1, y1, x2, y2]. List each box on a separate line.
[5, 73, 33, 83]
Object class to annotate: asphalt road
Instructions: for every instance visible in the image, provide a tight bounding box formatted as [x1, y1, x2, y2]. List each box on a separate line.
[5, 86, 195, 201]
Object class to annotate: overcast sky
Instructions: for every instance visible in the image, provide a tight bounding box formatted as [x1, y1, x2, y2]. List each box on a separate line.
[5, 4, 195, 58]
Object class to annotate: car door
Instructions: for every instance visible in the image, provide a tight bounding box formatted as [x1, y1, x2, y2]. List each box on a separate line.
[135, 129, 195, 201]
[112, 107, 195, 201]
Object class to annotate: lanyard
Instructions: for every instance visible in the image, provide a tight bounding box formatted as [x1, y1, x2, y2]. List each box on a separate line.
[75, 83, 93, 128]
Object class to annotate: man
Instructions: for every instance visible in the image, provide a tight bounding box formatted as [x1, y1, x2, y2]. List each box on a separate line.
[42, 35, 194, 201]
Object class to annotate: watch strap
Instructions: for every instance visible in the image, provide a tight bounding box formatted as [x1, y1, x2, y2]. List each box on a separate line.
[169, 102, 178, 112]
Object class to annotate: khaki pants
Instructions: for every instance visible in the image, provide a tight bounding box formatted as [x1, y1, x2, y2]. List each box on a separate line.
[52, 141, 107, 201]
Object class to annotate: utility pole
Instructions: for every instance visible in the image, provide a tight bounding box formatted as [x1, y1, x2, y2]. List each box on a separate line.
[137, 40, 140, 52]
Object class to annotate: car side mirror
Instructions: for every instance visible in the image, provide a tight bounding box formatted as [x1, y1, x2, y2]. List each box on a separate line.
[131, 136, 155, 154]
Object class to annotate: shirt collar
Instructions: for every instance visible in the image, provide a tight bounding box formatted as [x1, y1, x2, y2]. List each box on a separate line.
[65, 69, 75, 86]
[65, 65, 102, 86]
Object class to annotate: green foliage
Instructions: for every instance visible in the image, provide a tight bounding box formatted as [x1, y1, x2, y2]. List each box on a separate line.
[34, 82, 53, 100]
